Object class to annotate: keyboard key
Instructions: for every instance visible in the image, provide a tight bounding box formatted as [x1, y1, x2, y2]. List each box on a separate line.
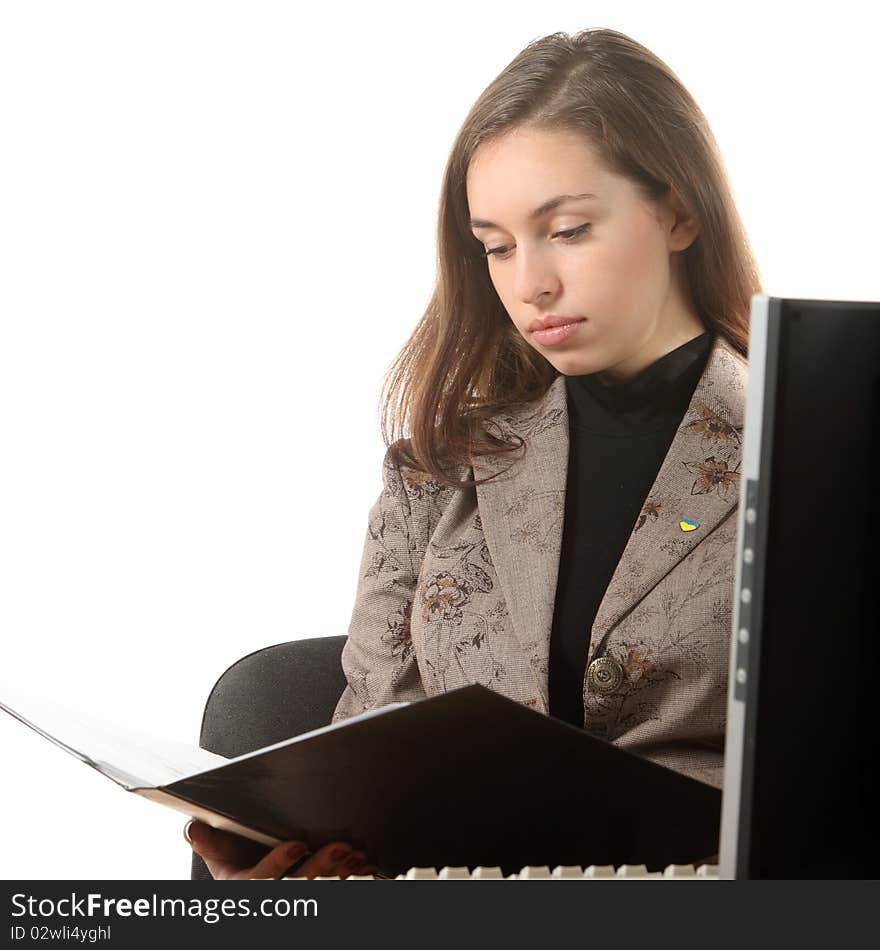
[517, 866, 552, 879]
[471, 866, 505, 879]
[403, 867, 439, 880]
[438, 866, 471, 879]
[552, 865, 586, 879]
[696, 864, 719, 878]
[584, 865, 616, 878]
[663, 864, 697, 878]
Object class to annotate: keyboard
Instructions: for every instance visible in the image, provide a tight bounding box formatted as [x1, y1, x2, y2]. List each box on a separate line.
[281, 863, 720, 880]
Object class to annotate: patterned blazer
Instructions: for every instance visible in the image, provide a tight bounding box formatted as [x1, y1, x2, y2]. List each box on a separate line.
[332, 334, 747, 788]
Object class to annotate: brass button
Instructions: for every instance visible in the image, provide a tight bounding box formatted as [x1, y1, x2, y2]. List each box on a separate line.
[587, 656, 624, 694]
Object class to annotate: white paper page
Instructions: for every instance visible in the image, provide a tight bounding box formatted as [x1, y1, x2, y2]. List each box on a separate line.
[0, 679, 228, 789]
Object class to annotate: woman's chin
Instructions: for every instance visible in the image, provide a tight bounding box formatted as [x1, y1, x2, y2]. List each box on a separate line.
[545, 352, 603, 377]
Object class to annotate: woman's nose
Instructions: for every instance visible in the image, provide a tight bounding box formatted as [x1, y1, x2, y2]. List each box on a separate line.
[513, 248, 560, 305]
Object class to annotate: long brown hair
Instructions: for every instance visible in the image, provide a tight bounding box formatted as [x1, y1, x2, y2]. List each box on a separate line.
[381, 28, 762, 489]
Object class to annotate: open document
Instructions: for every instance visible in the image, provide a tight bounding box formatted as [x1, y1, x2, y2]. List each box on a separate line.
[0, 681, 721, 876]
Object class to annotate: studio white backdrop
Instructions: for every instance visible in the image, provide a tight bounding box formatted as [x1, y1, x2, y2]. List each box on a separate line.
[0, 0, 876, 879]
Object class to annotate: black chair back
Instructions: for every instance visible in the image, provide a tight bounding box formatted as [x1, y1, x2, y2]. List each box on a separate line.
[190, 636, 347, 880]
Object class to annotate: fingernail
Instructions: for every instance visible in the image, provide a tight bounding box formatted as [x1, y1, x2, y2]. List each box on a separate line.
[286, 841, 307, 860]
[183, 820, 193, 845]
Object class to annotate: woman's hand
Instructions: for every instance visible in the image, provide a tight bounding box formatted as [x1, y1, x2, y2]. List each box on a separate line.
[184, 819, 380, 879]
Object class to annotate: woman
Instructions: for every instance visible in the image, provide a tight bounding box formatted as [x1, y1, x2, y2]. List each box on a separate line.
[188, 26, 760, 880]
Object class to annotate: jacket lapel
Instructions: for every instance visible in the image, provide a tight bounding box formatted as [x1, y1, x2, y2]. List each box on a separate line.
[589, 335, 747, 650]
[473, 334, 747, 705]
[473, 376, 569, 711]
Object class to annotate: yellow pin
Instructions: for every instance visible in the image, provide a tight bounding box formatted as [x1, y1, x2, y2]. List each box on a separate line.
[679, 518, 700, 532]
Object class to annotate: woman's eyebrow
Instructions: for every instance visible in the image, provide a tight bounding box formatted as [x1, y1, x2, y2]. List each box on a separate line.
[469, 193, 599, 231]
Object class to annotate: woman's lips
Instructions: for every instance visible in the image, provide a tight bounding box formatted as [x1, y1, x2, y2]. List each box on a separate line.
[531, 319, 585, 346]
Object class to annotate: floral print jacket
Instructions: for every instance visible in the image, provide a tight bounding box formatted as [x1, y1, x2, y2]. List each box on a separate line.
[332, 335, 747, 788]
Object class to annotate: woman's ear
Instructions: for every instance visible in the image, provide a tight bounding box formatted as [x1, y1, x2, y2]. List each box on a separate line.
[663, 188, 700, 252]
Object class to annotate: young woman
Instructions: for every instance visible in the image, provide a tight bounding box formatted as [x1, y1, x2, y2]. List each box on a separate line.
[188, 26, 760, 880]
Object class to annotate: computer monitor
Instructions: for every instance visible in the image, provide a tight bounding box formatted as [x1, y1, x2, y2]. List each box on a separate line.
[720, 294, 880, 878]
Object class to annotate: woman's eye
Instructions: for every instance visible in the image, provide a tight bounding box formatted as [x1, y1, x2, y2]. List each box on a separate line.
[482, 223, 591, 260]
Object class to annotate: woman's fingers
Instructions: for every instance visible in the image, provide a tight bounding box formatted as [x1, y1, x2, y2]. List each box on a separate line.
[338, 850, 373, 878]
[183, 819, 376, 880]
[186, 820, 261, 864]
[282, 841, 362, 879]
[247, 839, 312, 880]
[186, 820, 247, 860]
[185, 819, 299, 881]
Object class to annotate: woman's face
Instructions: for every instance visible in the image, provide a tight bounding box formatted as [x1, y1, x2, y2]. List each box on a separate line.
[466, 127, 705, 384]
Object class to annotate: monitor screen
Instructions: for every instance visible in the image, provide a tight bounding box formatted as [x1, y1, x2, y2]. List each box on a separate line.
[720, 295, 880, 879]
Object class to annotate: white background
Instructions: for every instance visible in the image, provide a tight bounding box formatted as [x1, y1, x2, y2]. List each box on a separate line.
[1, 0, 877, 879]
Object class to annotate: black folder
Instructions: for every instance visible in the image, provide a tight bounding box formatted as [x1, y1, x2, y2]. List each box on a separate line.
[168, 685, 719, 875]
[2, 682, 720, 876]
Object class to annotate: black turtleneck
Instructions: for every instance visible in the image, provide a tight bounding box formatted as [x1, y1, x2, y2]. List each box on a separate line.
[548, 330, 715, 728]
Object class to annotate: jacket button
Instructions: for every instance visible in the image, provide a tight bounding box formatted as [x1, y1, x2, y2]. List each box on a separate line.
[587, 656, 624, 694]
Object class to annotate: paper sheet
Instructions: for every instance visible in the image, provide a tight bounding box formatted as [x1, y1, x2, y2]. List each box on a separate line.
[0, 679, 228, 788]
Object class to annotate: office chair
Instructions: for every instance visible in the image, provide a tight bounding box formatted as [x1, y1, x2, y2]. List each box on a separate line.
[190, 635, 348, 880]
